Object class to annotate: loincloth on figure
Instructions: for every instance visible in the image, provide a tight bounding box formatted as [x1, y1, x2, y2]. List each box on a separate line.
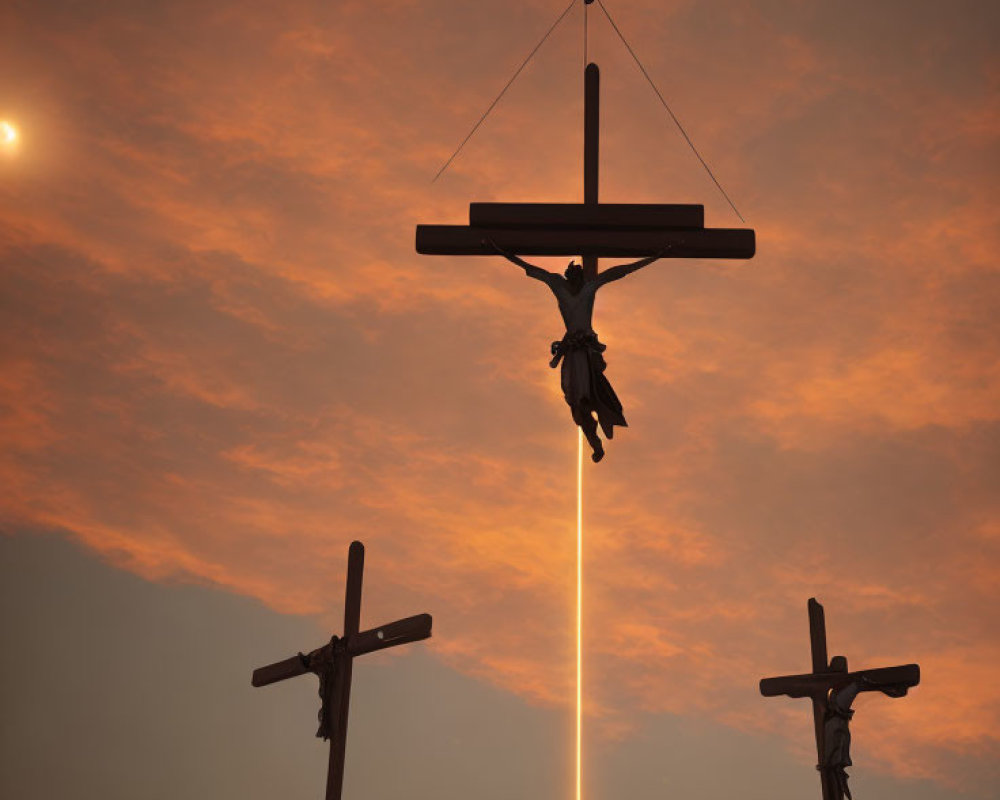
[549, 330, 627, 437]
[820, 705, 855, 800]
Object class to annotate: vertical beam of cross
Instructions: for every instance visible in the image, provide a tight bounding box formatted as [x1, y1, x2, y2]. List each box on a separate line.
[583, 63, 600, 282]
[326, 541, 364, 800]
[578, 62, 599, 783]
[808, 598, 834, 800]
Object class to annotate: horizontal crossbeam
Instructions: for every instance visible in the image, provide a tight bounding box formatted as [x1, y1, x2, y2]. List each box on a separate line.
[759, 663, 920, 699]
[250, 614, 433, 688]
[251, 651, 320, 688]
[469, 202, 705, 230]
[349, 613, 433, 657]
[415, 225, 755, 258]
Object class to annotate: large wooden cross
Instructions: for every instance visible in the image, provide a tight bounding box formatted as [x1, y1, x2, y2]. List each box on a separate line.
[759, 598, 920, 800]
[416, 62, 755, 279]
[252, 541, 432, 800]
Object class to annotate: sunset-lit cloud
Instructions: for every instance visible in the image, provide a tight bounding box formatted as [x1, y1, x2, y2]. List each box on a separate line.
[1, 0, 997, 795]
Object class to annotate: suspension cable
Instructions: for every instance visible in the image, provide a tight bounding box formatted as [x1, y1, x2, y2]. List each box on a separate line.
[432, 0, 579, 182]
[594, 0, 746, 222]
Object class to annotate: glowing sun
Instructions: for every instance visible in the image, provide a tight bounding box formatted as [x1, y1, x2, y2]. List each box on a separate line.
[1, 121, 18, 147]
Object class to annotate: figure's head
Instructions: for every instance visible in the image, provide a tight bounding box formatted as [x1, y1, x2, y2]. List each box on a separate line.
[564, 261, 584, 289]
[829, 655, 848, 673]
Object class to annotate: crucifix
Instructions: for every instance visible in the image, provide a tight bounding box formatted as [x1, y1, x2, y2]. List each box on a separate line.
[759, 598, 920, 800]
[416, 62, 755, 461]
[252, 541, 432, 800]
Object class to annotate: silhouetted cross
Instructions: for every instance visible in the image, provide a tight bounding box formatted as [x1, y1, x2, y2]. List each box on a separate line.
[252, 541, 432, 800]
[759, 598, 919, 800]
[416, 62, 756, 460]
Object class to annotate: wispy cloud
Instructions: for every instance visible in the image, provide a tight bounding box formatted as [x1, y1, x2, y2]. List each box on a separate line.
[1, 0, 998, 793]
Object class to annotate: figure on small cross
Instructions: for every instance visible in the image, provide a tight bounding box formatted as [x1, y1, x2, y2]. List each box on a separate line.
[300, 635, 341, 740]
[821, 656, 911, 800]
[492, 242, 667, 462]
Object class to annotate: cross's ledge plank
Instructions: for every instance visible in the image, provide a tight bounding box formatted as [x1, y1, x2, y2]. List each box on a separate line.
[469, 202, 705, 230]
[415, 225, 755, 258]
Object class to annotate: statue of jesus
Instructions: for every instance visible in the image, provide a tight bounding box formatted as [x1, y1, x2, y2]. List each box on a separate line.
[822, 657, 912, 800]
[491, 242, 667, 461]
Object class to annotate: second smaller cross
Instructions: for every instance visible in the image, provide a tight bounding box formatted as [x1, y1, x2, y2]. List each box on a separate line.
[759, 598, 919, 800]
[252, 541, 433, 800]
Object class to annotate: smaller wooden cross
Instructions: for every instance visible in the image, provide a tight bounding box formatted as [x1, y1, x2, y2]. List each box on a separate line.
[759, 598, 919, 800]
[252, 541, 432, 800]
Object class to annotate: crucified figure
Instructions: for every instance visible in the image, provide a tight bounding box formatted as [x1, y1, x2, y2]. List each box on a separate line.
[490, 242, 667, 462]
[822, 657, 911, 800]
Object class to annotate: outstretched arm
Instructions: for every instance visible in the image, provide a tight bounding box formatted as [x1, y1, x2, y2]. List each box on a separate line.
[485, 239, 557, 283]
[596, 247, 672, 286]
[830, 680, 864, 713]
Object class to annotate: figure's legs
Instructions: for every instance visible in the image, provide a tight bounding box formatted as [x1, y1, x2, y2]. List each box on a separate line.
[821, 766, 850, 800]
[572, 402, 604, 463]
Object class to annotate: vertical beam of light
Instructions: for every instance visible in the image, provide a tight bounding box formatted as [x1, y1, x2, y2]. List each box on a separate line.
[576, 429, 583, 800]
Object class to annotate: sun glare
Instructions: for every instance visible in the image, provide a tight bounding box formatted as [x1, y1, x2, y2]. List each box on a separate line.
[1, 121, 18, 151]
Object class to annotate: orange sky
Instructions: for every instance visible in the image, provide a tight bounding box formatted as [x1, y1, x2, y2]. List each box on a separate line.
[1, 1, 998, 796]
